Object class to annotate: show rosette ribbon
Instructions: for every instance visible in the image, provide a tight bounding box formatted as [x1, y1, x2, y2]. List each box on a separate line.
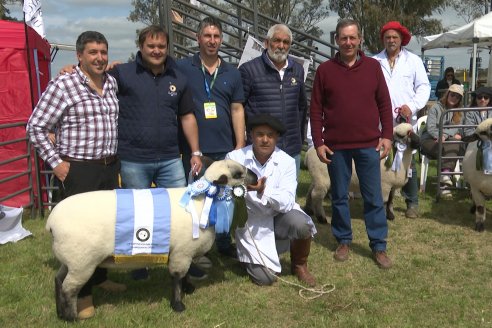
[179, 178, 247, 238]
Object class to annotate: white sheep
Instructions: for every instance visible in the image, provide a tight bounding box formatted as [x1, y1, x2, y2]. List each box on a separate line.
[462, 118, 492, 232]
[46, 159, 257, 321]
[304, 123, 420, 223]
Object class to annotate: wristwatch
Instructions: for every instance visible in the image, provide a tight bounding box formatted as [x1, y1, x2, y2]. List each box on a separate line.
[191, 151, 203, 157]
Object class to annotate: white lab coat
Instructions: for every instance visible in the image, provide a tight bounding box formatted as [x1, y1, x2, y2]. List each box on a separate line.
[226, 146, 316, 273]
[373, 48, 431, 129]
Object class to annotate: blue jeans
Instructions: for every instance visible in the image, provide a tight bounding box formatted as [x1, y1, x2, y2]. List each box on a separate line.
[120, 158, 186, 189]
[327, 147, 388, 251]
[401, 155, 418, 208]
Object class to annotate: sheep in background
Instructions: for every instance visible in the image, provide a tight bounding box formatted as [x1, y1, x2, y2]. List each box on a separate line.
[304, 123, 420, 223]
[463, 118, 492, 232]
[46, 159, 257, 321]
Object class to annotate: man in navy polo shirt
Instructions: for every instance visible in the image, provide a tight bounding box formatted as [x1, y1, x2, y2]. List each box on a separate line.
[177, 16, 246, 258]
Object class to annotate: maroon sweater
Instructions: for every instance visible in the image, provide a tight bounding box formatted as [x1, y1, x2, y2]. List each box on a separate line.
[310, 51, 393, 150]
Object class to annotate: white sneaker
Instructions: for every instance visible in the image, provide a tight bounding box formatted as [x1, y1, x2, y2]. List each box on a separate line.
[440, 174, 453, 186]
[441, 188, 452, 198]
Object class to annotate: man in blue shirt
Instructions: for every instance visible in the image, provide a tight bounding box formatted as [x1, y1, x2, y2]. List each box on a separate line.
[177, 17, 245, 257]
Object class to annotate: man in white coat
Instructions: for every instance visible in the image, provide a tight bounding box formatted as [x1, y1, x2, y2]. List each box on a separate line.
[373, 21, 431, 218]
[226, 114, 317, 286]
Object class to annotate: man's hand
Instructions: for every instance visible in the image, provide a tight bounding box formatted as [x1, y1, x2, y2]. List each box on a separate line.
[377, 138, 392, 159]
[399, 104, 412, 120]
[106, 61, 122, 71]
[190, 156, 203, 176]
[58, 64, 76, 76]
[53, 161, 70, 182]
[247, 176, 266, 196]
[315, 145, 334, 164]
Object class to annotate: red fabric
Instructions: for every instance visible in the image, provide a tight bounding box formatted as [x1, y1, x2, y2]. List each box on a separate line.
[0, 20, 50, 207]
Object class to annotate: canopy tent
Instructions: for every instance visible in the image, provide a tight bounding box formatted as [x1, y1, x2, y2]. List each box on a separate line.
[422, 12, 492, 91]
[0, 20, 50, 207]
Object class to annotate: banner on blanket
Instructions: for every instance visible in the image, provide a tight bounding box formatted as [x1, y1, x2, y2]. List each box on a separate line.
[114, 189, 171, 264]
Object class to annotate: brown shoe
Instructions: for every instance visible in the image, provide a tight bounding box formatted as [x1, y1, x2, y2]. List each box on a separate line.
[333, 244, 350, 262]
[405, 207, 418, 219]
[96, 279, 127, 293]
[373, 251, 392, 269]
[77, 295, 95, 320]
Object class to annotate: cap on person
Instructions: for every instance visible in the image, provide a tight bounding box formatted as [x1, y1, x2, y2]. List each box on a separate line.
[471, 86, 492, 98]
[380, 21, 411, 46]
[247, 114, 286, 136]
[448, 84, 464, 97]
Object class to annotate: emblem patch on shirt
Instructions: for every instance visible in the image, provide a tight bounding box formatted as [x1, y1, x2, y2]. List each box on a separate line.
[168, 84, 177, 96]
[291, 77, 297, 86]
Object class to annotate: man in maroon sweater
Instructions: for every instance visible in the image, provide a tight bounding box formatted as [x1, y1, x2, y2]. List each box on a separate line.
[310, 18, 394, 269]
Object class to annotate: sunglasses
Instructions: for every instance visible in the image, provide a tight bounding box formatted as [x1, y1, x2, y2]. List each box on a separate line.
[477, 95, 490, 100]
[448, 92, 462, 99]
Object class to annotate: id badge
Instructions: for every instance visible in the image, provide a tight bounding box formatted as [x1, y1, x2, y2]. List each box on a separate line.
[204, 102, 217, 119]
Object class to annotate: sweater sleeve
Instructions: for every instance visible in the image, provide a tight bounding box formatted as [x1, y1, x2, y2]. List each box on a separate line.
[375, 64, 393, 140]
[309, 66, 325, 148]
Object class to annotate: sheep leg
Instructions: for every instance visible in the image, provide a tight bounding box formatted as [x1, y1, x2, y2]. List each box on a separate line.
[54, 264, 73, 320]
[471, 189, 486, 232]
[170, 275, 186, 312]
[475, 205, 485, 232]
[311, 183, 329, 224]
[385, 188, 395, 221]
[304, 184, 314, 216]
[182, 275, 195, 294]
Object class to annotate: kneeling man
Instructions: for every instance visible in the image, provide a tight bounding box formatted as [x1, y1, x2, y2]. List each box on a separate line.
[226, 114, 317, 286]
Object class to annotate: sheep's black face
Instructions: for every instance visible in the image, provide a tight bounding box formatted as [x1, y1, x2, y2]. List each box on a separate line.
[205, 160, 258, 187]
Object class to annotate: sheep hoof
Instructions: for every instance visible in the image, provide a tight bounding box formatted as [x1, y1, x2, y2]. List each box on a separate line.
[386, 212, 395, 221]
[182, 280, 195, 294]
[316, 215, 328, 224]
[475, 222, 485, 232]
[171, 301, 186, 312]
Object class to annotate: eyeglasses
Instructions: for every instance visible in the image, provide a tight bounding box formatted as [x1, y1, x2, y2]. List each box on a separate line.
[448, 92, 462, 99]
[477, 95, 490, 100]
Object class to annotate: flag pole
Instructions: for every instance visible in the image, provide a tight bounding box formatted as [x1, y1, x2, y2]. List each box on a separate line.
[23, 11, 36, 115]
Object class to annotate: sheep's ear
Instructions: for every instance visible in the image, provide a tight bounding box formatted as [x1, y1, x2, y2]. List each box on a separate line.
[462, 134, 479, 143]
[213, 174, 228, 186]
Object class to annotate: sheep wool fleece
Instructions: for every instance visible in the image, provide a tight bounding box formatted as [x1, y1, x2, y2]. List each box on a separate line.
[310, 51, 393, 150]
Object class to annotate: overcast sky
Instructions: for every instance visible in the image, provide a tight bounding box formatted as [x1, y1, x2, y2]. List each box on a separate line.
[7, 1, 488, 78]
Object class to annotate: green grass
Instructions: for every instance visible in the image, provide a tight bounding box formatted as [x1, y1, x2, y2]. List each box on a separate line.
[1, 159, 492, 327]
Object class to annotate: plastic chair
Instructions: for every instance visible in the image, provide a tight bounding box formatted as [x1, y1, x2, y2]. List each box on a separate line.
[417, 116, 429, 192]
[417, 115, 462, 193]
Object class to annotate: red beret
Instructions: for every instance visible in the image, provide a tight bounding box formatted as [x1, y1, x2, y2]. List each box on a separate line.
[380, 21, 411, 46]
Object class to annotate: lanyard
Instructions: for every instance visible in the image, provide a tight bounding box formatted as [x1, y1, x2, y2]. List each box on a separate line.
[201, 64, 219, 100]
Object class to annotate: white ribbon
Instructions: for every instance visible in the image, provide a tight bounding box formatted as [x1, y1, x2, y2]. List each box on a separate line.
[200, 196, 214, 228]
[186, 201, 200, 239]
[391, 142, 407, 172]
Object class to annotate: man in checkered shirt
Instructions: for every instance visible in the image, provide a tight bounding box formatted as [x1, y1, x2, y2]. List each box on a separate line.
[27, 31, 125, 320]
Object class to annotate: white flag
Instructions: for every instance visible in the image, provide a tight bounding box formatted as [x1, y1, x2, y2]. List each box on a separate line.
[23, 0, 46, 39]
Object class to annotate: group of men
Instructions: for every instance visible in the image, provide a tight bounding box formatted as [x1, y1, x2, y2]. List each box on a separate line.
[27, 15, 431, 320]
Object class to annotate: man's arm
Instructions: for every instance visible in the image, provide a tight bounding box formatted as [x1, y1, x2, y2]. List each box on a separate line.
[180, 113, 202, 175]
[230, 102, 246, 149]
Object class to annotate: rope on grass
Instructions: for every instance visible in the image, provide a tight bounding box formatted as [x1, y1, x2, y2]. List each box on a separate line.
[245, 223, 336, 300]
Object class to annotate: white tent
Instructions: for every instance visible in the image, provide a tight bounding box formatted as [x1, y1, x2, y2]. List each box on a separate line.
[422, 12, 492, 90]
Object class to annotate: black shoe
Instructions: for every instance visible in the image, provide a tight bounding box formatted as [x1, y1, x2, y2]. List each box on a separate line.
[187, 263, 208, 281]
[131, 268, 149, 280]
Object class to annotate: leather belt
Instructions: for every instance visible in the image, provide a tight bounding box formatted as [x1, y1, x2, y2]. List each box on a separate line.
[61, 155, 117, 165]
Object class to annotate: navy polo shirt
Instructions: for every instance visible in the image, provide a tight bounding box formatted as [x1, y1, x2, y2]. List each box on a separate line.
[177, 53, 244, 153]
[111, 53, 195, 161]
